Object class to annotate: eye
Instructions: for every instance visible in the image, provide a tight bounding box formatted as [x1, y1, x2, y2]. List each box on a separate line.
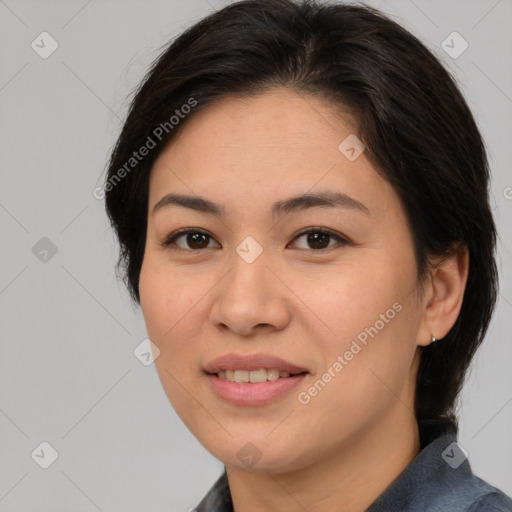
[161, 228, 219, 251]
[161, 227, 350, 252]
[289, 227, 349, 252]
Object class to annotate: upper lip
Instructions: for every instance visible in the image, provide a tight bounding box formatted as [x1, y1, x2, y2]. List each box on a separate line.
[204, 353, 309, 375]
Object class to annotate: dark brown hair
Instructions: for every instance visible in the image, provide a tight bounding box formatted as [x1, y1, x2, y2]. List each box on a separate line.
[103, 0, 498, 433]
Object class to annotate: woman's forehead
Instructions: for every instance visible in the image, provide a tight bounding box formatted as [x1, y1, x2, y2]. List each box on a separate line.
[149, 89, 382, 201]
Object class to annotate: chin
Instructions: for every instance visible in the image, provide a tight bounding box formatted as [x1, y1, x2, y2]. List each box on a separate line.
[197, 433, 313, 475]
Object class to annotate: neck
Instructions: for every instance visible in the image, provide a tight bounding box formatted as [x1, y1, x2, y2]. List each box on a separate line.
[226, 409, 420, 512]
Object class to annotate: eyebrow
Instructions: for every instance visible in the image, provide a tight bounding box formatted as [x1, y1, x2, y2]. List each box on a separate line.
[152, 191, 370, 218]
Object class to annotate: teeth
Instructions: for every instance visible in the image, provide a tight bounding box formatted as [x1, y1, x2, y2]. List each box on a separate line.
[267, 369, 280, 381]
[249, 369, 267, 383]
[234, 370, 249, 383]
[216, 368, 296, 382]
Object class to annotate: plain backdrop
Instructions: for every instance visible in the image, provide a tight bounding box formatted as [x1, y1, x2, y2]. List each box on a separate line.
[1, 0, 511, 510]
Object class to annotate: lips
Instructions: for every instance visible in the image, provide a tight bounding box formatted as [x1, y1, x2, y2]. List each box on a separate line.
[204, 353, 309, 406]
[203, 353, 309, 375]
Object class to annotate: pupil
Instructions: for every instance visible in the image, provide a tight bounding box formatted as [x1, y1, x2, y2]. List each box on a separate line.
[308, 232, 328, 249]
[189, 233, 209, 249]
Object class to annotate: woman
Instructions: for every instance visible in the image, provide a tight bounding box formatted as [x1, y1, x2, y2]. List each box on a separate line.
[103, 0, 512, 510]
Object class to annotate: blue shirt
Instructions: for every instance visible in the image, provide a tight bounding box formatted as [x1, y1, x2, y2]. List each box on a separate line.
[195, 420, 512, 511]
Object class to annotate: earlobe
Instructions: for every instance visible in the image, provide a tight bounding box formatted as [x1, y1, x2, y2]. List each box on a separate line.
[417, 245, 469, 346]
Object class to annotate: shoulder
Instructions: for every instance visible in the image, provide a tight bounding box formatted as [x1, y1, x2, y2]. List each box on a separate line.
[418, 453, 512, 511]
[466, 491, 512, 512]
[368, 422, 512, 512]
[417, 421, 512, 511]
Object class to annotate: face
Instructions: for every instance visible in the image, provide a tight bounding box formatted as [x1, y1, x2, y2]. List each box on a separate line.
[139, 88, 426, 473]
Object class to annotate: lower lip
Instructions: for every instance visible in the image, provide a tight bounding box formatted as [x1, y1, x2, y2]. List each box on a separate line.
[205, 373, 308, 406]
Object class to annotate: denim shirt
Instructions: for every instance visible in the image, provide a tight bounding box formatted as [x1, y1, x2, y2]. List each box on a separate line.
[195, 420, 512, 511]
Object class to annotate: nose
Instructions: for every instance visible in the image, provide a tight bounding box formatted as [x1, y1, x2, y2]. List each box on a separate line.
[209, 243, 292, 337]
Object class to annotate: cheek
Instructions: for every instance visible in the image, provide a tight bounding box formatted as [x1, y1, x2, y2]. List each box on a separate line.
[291, 254, 410, 346]
[139, 254, 200, 340]
[295, 250, 420, 394]
[139, 257, 206, 418]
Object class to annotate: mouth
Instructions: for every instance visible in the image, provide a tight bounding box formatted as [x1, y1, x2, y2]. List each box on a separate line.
[203, 352, 309, 380]
[203, 353, 310, 405]
[207, 368, 308, 382]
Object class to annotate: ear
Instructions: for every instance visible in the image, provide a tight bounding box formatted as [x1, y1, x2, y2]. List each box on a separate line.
[416, 245, 469, 347]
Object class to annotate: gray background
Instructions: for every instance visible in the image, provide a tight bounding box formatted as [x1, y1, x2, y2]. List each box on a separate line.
[0, 0, 511, 510]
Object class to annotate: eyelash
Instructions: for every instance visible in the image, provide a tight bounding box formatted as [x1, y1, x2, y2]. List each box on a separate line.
[161, 227, 350, 253]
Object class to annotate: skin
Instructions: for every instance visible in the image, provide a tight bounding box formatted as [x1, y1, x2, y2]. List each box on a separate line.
[138, 88, 469, 511]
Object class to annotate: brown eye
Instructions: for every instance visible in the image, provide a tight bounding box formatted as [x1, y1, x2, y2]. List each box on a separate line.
[161, 227, 349, 253]
[291, 228, 349, 251]
[162, 229, 219, 250]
